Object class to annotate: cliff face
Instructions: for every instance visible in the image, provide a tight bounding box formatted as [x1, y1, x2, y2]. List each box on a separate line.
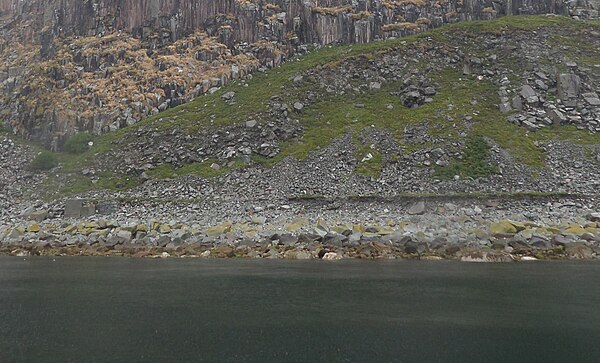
[0, 0, 597, 147]
[2, 0, 585, 45]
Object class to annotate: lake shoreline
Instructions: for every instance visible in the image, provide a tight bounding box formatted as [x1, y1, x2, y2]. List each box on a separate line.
[1, 236, 597, 262]
[3, 197, 599, 262]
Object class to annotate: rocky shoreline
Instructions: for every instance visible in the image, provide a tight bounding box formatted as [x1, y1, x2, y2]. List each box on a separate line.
[3, 197, 600, 262]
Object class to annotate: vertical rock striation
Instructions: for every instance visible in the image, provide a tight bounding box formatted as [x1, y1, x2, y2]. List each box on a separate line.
[2, 0, 589, 47]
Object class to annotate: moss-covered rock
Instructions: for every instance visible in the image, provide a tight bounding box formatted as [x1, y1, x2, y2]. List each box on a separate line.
[490, 221, 518, 235]
[27, 224, 41, 233]
[286, 218, 308, 232]
[207, 222, 233, 236]
[159, 224, 172, 234]
[564, 224, 587, 236]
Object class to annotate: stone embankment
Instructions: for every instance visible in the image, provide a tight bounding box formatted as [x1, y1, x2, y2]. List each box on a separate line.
[2, 196, 600, 261]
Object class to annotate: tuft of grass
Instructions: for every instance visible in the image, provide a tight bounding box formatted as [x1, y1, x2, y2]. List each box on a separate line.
[355, 139, 384, 179]
[49, 173, 140, 197]
[444, 15, 599, 33]
[435, 137, 498, 179]
[94, 173, 140, 191]
[30, 151, 59, 171]
[534, 125, 600, 145]
[64, 133, 94, 154]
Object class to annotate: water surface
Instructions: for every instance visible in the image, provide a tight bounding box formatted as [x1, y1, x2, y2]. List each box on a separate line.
[1, 258, 599, 362]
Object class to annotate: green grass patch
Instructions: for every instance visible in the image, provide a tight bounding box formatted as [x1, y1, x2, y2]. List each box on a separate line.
[94, 173, 140, 191]
[550, 32, 600, 69]
[434, 137, 499, 179]
[355, 140, 384, 179]
[38, 171, 140, 199]
[534, 125, 600, 145]
[63, 132, 94, 154]
[443, 15, 599, 33]
[30, 151, 59, 171]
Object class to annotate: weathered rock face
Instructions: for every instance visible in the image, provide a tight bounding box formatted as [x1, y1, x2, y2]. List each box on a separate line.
[0, 0, 596, 146]
[0, 0, 584, 45]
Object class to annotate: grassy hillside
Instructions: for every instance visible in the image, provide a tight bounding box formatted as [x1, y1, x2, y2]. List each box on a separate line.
[27, 16, 600, 199]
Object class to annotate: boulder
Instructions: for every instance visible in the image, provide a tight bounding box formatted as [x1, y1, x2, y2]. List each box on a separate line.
[551, 234, 572, 247]
[116, 230, 133, 242]
[64, 199, 84, 218]
[221, 91, 235, 101]
[499, 102, 512, 113]
[423, 86, 437, 96]
[322, 252, 341, 260]
[251, 216, 267, 225]
[490, 221, 517, 236]
[348, 233, 362, 245]
[407, 201, 426, 215]
[323, 232, 345, 247]
[557, 74, 580, 100]
[315, 219, 329, 236]
[29, 210, 48, 222]
[565, 243, 593, 259]
[293, 102, 304, 112]
[207, 222, 233, 236]
[582, 93, 600, 106]
[404, 240, 427, 254]
[529, 235, 551, 249]
[27, 224, 42, 233]
[534, 79, 548, 91]
[279, 234, 299, 246]
[286, 218, 307, 232]
[211, 245, 234, 258]
[369, 82, 381, 90]
[586, 212, 600, 222]
[401, 91, 424, 108]
[512, 95, 523, 111]
[520, 85, 537, 99]
[96, 201, 118, 215]
[547, 109, 566, 125]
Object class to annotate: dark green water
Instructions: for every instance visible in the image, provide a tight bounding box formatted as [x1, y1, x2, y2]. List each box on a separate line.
[1, 258, 599, 362]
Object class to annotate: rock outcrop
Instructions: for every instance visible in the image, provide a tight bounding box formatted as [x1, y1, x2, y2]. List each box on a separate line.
[0, 0, 597, 146]
[2, 0, 594, 45]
